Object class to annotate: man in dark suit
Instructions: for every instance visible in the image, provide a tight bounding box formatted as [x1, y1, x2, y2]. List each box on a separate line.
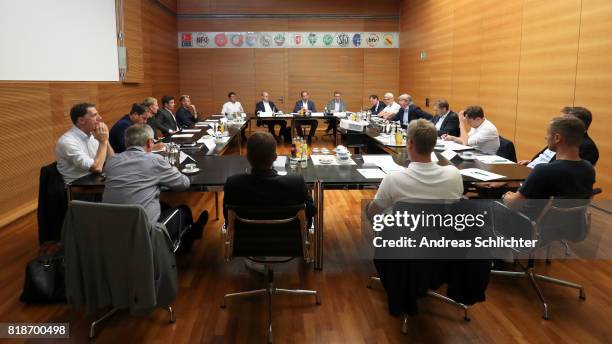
[156, 95, 180, 136]
[293, 90, 318, 143]
[176, 95, 199, 128]
[223, 131, 316, 223]
[391, 94, 432, 127]
[255, 91, 289, 143]
[431, 99, 459, 137]
[369, 94, 385, 115]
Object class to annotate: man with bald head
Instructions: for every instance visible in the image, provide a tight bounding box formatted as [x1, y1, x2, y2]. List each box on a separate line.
[255, 91, 289, 143]
[390, 94, 432, 127]
[378, 92, 401, 120]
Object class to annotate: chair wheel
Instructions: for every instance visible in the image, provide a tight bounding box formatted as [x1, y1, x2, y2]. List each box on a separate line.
[464, 316, 471, 322]
[542, 315, 549, 320]
[316, 300, 321, 305]
[220, 304, 226, 309]
[580, 295, 586, 301]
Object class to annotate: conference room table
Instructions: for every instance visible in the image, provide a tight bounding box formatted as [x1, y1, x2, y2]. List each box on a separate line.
[248, 112, 343, 145]
[70, 120, 531, 270]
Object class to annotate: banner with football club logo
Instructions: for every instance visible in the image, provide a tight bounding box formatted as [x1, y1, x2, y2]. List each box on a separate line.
[179, 32, 399, 48]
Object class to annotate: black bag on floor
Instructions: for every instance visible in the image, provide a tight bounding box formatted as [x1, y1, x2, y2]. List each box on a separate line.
[20, 242, 66, 303]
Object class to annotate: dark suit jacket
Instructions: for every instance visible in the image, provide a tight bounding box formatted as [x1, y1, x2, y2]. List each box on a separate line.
[255, 100, 278, 114]
[370, 101, 385, 115]
[223, 169, 316, 223]
[293, 100, 317, 113]
[176, 106, 197, 128]
[38, 162, 67, 244]
[530, 133, 599, 166]
[157, 108, 179, 135]
[432, 111, 460, 137]
[391, 104, 433, 127]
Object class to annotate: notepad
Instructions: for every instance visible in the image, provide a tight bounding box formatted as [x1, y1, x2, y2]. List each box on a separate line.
[476, 155, 515, 164]
[357, 168, 387, 179]
[273, 156, 287, 169]
[258, 112, 274, 118]
[362, 155, 403, 173]
[460, 168, 506, 181]
[181, 129, 201, 133]
[310, 112, 325, 117]
[171, 134, 194, 138]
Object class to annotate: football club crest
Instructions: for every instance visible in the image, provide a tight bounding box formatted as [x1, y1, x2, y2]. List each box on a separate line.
[260, 34, 272, 47]
[214, 33, 228, 47]
[308, 33, 318, 46]
[273, 33, 286, 46]
[336, 33, 349, 47]
[367, 33, 380, 47]
[245, 32, 258, 47]
[195, 32, 208, 47]
[181, 33, 192, 47]
[230, 33, 244, 47]
[323, 34, 333, 46]
[352, 33, 362, 47]
[293, 34, 303, 46]
[383, 34, 394, 47]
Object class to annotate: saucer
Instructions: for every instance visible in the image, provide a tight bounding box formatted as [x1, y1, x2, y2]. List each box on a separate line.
[181, 167, 200, 174]
[459, 154, 476, 161]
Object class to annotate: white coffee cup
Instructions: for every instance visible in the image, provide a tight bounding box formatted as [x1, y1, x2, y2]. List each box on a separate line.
[185, 163, 196, 171]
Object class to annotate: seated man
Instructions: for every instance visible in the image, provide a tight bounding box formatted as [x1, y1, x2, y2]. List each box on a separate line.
[324, 90, 347, 134]
[367, 119, 464, 215]
[109, 103, 151, 153]
[103, 124, 208, 250]
[442, 105, 500, 155]
[431, 99, 459, 137]
[176, 95, 199, 128]
[503, 116, 595, 212]
[519, 106, 599, 167]
[56, 102, 114, 184]
[157, 95, 180, 135]
[144, 97, 164, 139]
[293, 90, 318, 143]
[221, 91, 244, 116]
[223, 131, 316, 224]
[390, 94, 432, 128]
[255, 91, 288, 143]
[369, 94, 385, 115]
[379, 92, 401, 120]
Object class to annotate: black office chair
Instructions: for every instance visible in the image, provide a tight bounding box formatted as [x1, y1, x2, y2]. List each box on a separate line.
[496, 136, 517, 162]
[490, 194, 593, 319]
[221, 204, 320, 344]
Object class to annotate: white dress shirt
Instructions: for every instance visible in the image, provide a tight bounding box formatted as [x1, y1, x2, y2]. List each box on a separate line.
[263, 101, 273, 112]
[382, 102, 401, 115]
[302, 100, 310, 110]
[435, 111, 450, 130]
[56, 126, 100, 184]
[221, 101, 244, 115]
[467, 118, 500, 155]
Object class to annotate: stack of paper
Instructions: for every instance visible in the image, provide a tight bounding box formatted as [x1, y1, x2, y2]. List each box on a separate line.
[310, 112, 325, 117]
[273, 156, 287, 169]
[171, 133, 194, 138]
[362, 155, 403, 173]
[475, 155, 515, 164]
[181, 129, 201, 133]
[333, 112, 347, 118]
[357, 169, 387, 179]
[258, 112, 274, 118]
[459, 168, 506, 181]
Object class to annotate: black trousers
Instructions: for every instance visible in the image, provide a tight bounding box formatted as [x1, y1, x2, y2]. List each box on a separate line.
[295, 119, 318, 137]
[266, 119, 288, 138]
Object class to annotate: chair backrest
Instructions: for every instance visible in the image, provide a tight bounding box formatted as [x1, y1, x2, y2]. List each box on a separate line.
[62, 201, 166, 313]
[497, 136, 517, 162]
[224, 204, 307, 260]
[37, 161, 68, 244]
[535, 197, 591, 245]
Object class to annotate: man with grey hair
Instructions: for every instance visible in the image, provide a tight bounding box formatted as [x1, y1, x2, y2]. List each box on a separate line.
[379, 92, 401, 119]
[103, 124, 208, 250]
[390, 93, 432, 127]
[367, 119, 463, 216]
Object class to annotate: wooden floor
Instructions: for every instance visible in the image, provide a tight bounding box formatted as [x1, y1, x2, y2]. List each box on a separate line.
[1, 137, 612, 343]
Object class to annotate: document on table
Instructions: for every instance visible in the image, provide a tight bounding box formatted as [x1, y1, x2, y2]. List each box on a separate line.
[273, 156, 287, 169]
[197, 138, 215, 150]
[310, 112, 325, 117]
[171, 134, 194, 138]
[333, 112, 347, 118]
[430, 152, 439, 163]
[460, 168, 506, 181]
[357, 168, 387, 179]
[195, 122, 209, 127]
[179, 151, 195, 164]
[442, 141, 473, 151]
[181, 129, 201, 133]
[440, 149, 457, 161]
[475, 155, 515, 164]
[362, 155, 403, 173]
[258, 112, 273, 118]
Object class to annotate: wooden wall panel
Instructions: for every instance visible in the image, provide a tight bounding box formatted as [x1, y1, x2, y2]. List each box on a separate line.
[477, 0, 522, 140]
[178, 50, 214, 113]
[254, 49, 288, 112]
[514, 0, 581, 159]
[574, 0, 612, 196]
[211, 50, 256, 114]
[0, 0, 179, 227]
[364, 49, 399, 107]
[124, 0, 145, 83]
[179, 0, 400, 15]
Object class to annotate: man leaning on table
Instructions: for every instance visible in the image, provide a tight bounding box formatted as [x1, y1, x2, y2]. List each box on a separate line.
[176, 95, 199, 128]
[378, 92, 401, 120]
[442, 105, 500, 155]
[390, 94, 432, 128]
[103, 124, 208, 251]
[56, 102, 114, 184]
[293, 90, 318, 144]
[255, 91, 288, 143]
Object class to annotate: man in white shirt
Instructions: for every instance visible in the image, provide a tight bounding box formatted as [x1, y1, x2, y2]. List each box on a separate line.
[379, 92, 401, 120]
[221, 91, 244, 116]
[367, 119, 463, 216]
[442, 105, 500, 155]
[56, 103, 114, 184]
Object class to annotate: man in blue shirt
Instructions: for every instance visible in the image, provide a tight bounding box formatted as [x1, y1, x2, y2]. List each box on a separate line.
[109, 103, 151, 153]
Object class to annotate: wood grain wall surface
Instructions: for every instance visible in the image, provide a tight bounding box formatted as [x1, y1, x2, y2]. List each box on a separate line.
[0, 0, 179, 227]
[178, 18, 400, 115]
[400, 0, 612, 197]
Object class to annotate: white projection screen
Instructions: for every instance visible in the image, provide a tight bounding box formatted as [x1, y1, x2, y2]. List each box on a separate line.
[0, 0, 119, 81]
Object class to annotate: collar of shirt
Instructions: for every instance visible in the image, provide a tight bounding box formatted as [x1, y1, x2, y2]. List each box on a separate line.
[407, 161, 438, 171]
[126, 146, 146, 153]
[70, 125, 92, 140]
